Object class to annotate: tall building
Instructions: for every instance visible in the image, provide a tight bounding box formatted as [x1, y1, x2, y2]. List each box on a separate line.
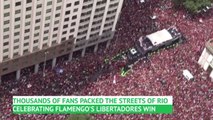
[198, 39, 213, 79]
[0, 0, 124, 82]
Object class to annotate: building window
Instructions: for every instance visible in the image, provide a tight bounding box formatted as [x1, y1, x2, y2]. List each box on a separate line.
[4, 20, 9, 25]
[74, 1, 80, 6]
[14, 46, 19, 50]
[27, 0, 32, 4]
[13, 52, 19, 57]
[70, 29, 75, 33]
[3, 49, 9, 53]
[24, 43, 29, 46]
[47, 1, 52, 6]
[45, 23, 50, 27]
[45, 16, 51, 20]
[4, 27, 9, 32]
[4, 4, 10, 9]
[35, 19, 40, 23]
[107, 9, 117, 14]
[71, 22, 76, 26]
[23, 49, 28, 53]
[3, 56, 9, 60]
[65, 11, 70, 15]
[53, 27, 58, 31]
[15, 2, 21, 6]
[97, 0, 107, 5]
[34, 40, 38, 43]
[43, 36, 48, 40]
[34, 33, 39, 37]
[56, 6, 61, 10]
[37, 4, 42, 9]
[66, 3, 72, 8]
[55, 13, 60, 18]
[26, 14, 31, 19]
[72, 15, 77, 20]
[44, 30, 49, 34]
[14, 39, 19, 43]
[3, 35, 9, 39]
[62, 31, 67, 35]
[15, 17, 21, 22]
[95, 6, 105, 12]
[3, 42, 9, 46]
[35, 26, 40, 30]
[52, 41, 57, 44]
[46, 9, 51, 13]
[64, 17, 69, 22]
[4, 12, 10, 17]
[69, 35, 73, 39]
[36, 12, 41, 16]
[24, 36, 30, 40]
[83, 0, 91, 3]
[25, 21, 31, 26]
[57, 0, 62, 3]
[43, 43, 48, 47]
[15, 24, 21, 29]
[109, 2, 119, 8]
[54, 20, 60, 24]
[81, 10, 92, 16]
[63, 24, 68, 29]
[15, 10, 21, 14]
[61, 37, 66, 41]
[83, 3, 93, 9]
[52, 34, 57, 38]
[73, 8, 78, 12]
[25, 29, 30, 33]
[26, 7, 31, 11]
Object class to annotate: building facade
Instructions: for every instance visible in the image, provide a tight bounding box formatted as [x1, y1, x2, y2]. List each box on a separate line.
[198, 39, 213, 79]
[0, 0, 124, 82]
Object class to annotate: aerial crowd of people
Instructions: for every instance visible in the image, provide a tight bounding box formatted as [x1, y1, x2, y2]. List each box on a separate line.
[0, 0, 213, 120]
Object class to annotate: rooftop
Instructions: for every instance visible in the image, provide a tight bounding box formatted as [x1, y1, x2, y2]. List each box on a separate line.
[146, 29, 173, 46]
[205, 39, 213, 54]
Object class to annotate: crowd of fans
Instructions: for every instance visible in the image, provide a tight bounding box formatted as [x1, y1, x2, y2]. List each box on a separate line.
[1, 0, 213, 120]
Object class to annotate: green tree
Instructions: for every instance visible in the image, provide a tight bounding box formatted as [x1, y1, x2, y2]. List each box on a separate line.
[183, 0, 198, 13]
[173, 0, 212, 13]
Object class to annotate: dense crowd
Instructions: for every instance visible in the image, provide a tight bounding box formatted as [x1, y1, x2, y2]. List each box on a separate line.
[1, 0, 213, 120]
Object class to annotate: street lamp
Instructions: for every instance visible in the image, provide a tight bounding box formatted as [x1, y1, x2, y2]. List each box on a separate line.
[43, 51, 49, 77]
[150, 15, 157, 32]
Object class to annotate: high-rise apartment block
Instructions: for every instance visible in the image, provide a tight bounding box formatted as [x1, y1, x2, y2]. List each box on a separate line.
[0, 0, 124, 82]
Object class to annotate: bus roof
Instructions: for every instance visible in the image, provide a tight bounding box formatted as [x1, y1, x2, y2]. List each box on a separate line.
[146, 29, 173, 46]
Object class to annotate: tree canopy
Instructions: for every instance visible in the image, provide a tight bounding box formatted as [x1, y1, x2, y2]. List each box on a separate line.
[172, 0, 212, 13]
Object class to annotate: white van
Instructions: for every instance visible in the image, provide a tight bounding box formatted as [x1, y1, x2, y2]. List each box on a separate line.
[183, 69, 194, 80]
